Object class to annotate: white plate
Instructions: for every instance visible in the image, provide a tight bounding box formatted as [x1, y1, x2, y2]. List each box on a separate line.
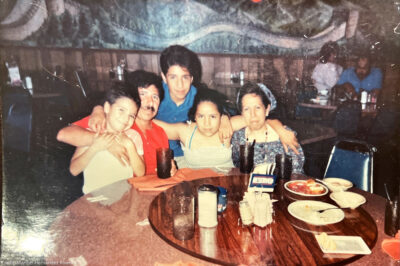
[323, 178, 352, 192]
[284, 180, 328, 197]
[315, 235, 371, 254]
[288, 200, 345, 225]
[330, 191, 366, 209]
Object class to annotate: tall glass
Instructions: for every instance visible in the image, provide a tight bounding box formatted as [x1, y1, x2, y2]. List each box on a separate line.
[275, 154, 292, 180]
[172, 195, 194, 240]
[385, 196, 399, 237]
[239, 143, 254, 173]
[156, 148, 173, 179]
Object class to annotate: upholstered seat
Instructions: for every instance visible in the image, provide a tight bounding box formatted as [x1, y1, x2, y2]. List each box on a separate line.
[324, 139, 375, 192]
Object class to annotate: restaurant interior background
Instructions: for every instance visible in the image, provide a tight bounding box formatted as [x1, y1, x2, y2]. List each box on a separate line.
[1, 0, 399, 264]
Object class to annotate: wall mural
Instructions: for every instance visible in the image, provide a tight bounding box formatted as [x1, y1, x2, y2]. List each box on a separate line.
[0, 0, 399, 57]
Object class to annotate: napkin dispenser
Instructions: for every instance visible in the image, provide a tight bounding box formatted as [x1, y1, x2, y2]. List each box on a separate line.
[248, 173, 277, 192]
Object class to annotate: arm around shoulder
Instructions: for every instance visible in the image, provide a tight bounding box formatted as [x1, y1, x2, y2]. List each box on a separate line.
[69, 132, 115, 176]
[57, 124, 95, 147]
[267, 119, 300, 154]
[153, 119, 186, 141]
[230, 115, 246, 131]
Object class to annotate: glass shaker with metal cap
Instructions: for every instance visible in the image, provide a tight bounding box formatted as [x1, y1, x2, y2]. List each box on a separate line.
[198, 184, 218, 227]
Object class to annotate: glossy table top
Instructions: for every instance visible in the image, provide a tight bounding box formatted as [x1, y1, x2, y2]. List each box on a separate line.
[46, 170, 394, 266]
[148, 174, 377, 265]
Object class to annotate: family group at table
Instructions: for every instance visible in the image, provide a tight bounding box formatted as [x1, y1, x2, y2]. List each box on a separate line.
[56, 44, 305, 194]
[311, 41, 382, 102]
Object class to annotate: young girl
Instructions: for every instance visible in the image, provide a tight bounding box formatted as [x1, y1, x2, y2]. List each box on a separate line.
[69, 84, 145, 194]
[154, 89, 236, 169]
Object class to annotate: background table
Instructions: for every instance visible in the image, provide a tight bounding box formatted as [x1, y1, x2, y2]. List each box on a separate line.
[285, 120, 337, 145]
[298, 101, 378, 117]
[47, 172, 394, 266]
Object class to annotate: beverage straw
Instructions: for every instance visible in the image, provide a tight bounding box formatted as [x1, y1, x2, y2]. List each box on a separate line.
[384, 183, 391, 201]
[251, 139, 256, 148]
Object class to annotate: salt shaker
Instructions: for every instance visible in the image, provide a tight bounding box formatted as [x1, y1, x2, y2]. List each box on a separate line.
[254, 193, 273, 227]
[239, 70, 244, 81]
[360, 91, 367, 104]
[198, 184, 218, 227]
[25, 76, 33, 95]
[239, 70, 245, 86]
[239, 200, 253, 226]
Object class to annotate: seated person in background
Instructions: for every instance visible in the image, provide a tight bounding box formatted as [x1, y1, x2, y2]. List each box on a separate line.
[69, 84, 145, 194]
[232, 83, 305, 173]
[311, 41, 343, 97]
[154, 88, 238, 169]
[58, 70, 176, 176]
[335, 54, 382, 101]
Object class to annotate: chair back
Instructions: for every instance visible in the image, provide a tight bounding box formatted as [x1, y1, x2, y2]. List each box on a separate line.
[333, 100, 361, 137]
[324, 139, 375, 192]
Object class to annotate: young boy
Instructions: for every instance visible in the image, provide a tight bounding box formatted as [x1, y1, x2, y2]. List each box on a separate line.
[69, 84, 145, 194]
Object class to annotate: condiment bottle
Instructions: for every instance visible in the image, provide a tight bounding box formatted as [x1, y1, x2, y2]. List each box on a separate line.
[198, 184, 218, 227]
[360, 91, 367, 104]
[239, 200, 253, 226]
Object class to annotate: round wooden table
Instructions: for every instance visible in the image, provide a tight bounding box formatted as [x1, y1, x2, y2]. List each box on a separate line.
[148, 174, 378, 265]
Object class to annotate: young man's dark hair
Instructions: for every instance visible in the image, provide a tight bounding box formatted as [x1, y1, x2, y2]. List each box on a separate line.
[125, 70, 164, 101]
[160, 45, 202, 85]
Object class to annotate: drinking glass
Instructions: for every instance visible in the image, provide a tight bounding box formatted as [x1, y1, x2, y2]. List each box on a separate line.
[239, 143, 254, 173]
[172, 195, 194, 240]
[385, 196, 400, 237]
[156, 148, 173, 179]
[275, 154, 292, 180]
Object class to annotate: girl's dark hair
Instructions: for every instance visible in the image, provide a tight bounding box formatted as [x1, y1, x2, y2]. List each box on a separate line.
[104, 82, 141, 109]
[188, 88, 228, 122]
[237, 83, 271, 113]
[319, 41, 339, 63]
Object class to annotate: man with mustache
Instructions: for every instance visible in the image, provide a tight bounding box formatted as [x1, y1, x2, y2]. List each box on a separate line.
[335, 54, 382, 101]
[57, 70, 175, 175]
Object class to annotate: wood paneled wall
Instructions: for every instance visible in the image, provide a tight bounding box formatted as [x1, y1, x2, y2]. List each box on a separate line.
[1, 45, 399, 103]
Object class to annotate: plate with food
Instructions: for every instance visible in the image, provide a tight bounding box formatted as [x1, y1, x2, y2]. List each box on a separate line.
[284, 179, 328, 196]
[288, 200, 345, 226]
[323, 178, 353, 192]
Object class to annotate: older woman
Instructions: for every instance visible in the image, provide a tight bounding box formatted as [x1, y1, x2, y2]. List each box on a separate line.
[232, 83, 305, 173]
